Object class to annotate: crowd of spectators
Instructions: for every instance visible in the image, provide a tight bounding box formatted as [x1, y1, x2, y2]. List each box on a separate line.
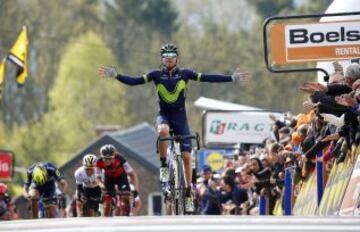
[1, 61, 359, 218]
[195, 61, 360, 215]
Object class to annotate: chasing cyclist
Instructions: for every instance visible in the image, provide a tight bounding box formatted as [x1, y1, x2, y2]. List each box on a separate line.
[96, 144, 140, 216]
[74, 154, 102, 217]
[99, 44, 251, 212]
[23, 162, 68, 218]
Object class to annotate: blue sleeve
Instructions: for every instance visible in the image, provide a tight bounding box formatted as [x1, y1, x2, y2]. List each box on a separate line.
[115, 71, 154, 86]
[184, 69, 232, 83]
[350, 103, 360, 114]
[24, 169, 33, 187]
[46, 163, 64, 182]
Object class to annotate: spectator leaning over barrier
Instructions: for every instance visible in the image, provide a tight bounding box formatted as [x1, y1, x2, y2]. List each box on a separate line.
[220, 175, 248, 215]
[0, 183, 18, 220]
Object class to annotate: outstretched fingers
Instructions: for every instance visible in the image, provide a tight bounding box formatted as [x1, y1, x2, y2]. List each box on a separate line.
[98, 66, 108, 78]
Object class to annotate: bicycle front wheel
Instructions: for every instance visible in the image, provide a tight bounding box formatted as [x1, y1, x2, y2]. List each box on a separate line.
[173, 157, 186, 215]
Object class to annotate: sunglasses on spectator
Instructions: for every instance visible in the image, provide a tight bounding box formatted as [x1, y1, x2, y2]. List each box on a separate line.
[161, 52, 177, 58]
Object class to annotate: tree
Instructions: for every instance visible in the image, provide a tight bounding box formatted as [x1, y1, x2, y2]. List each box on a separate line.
[43, 31, 129, 163]
[0, 0, 101, 128]
[0, 31, 128, 168]
[247, 0, 295, 18]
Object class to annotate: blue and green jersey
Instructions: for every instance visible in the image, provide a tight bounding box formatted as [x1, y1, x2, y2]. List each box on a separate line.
[116, 68, 232, 111]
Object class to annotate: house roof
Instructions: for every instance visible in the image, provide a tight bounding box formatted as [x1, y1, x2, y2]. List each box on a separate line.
[60, 122, 159, 174]
[109, 122, 159, 172]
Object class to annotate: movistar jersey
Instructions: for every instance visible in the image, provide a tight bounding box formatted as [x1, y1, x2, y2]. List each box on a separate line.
[116, 68, 232, 111]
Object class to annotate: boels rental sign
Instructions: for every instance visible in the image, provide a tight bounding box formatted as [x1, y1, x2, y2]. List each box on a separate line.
[271, 20, 360, 64]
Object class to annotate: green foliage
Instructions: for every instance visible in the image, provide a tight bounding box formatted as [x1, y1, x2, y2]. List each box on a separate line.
[0, 0, 335, 177]
[44, 31, 129, 163]
[101, 0, 180, 124]
[0, 31, 127, 169]
[0, 0, 101, 128]
[247, 0, 295, 18]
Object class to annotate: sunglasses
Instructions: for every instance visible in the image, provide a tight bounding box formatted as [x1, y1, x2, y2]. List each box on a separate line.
[161, 52, 177, 58]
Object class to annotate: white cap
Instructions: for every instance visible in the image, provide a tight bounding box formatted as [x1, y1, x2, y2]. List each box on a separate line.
[235, 167, 243, 174]
[213, 173, 221, 179]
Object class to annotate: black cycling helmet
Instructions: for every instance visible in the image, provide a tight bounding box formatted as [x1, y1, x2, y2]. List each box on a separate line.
[100, 144, 116, 158]
[160, 43, 178, 56]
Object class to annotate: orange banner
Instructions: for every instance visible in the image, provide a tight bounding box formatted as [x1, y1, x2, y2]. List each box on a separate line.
[271, 20, 360, 64]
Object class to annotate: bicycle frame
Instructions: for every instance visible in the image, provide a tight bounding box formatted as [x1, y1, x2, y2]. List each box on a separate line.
[156, 133, 200, 215]
[114, 190, 131, 216]
[37, 196, 58, 218]
[82, 196, 100, 217]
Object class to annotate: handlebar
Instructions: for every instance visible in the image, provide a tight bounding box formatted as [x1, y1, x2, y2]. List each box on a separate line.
[156, 132, 200, 154]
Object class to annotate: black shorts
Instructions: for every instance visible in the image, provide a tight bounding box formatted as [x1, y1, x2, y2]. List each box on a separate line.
[104, 174, 130, 196]
[83, 186, 101, 210]
[84, 186, 102, 200]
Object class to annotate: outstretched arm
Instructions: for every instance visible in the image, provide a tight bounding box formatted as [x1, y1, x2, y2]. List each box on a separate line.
[116, 74, 147, 86]
[197, 73, 233, 82]
[98, 66, 150, 86]
[189, 68, 251, 83]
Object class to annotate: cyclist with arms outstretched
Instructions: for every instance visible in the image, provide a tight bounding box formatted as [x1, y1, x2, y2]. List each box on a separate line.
[99, 44, 251, 213]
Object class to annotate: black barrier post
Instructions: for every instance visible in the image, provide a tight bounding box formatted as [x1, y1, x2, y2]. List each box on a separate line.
[263, 11, 360, 82]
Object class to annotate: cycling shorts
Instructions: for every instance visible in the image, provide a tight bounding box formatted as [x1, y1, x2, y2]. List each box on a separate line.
[103, 174, 130, 197]
[156, 109, 192, 152]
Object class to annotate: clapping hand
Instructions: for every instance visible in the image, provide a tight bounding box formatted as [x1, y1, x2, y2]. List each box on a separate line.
[335, 94, 357, 107]
[300, 81, 326, 93]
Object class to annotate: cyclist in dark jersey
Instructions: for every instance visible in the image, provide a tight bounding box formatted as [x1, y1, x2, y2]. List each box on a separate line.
[96, 144, 139, 216]
[99, 44, 251, 212]
[23, 162, 68, 218]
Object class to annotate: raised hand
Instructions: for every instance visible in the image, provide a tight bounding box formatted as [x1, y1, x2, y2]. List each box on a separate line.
[321, 133, 340, 142]
[299, 86, 316, 94]
[307, 82, 326, 91]
[231, 68, 251, 83]
[335, 94, 357, 107]
[303, 100, 317, 113]
[98, 65, 118, 79]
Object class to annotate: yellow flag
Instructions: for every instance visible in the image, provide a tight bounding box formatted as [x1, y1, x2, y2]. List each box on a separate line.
[0, 59, 5, 99]
[7, 26, 28, 86]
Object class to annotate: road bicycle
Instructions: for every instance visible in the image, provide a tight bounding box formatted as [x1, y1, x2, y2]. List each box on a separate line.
[156, 132, 200, 215]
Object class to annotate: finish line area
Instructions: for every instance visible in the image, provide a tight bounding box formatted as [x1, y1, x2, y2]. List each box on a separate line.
[1, 216, 359, 232]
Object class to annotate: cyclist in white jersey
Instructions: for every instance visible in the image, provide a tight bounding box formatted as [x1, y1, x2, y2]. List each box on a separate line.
[74, 154, 102, 217]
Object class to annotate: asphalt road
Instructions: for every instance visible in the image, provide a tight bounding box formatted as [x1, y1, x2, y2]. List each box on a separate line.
[0, 216, 359, 232]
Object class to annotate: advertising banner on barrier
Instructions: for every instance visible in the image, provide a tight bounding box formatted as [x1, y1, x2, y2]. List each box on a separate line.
[293, 172, 318, 215]
[203, 111, 282, 146]
[339, 151, 360, 216]
[0, 150, 14, 181]
[271, 20, 360, 64]
[318, 156, 353, 215]
[197, 149, 235, 174]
